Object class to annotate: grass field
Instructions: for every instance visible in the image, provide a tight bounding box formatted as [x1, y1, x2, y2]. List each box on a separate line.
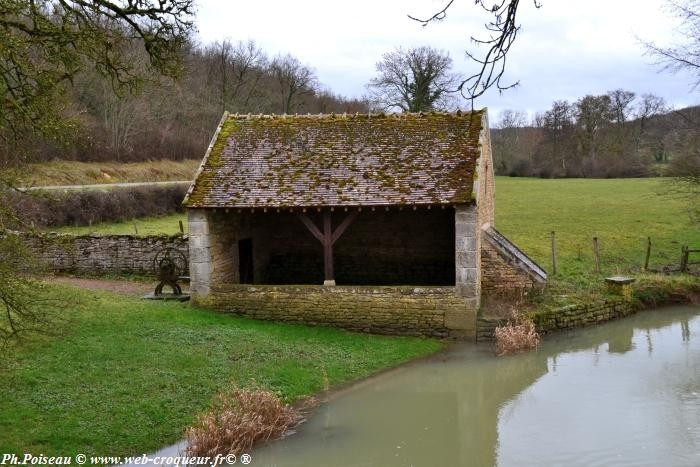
[0, 283, 440, 456]
[494, 177, 699, 290]
[10, 159, 199, 187]
[57, 213, 188, 236]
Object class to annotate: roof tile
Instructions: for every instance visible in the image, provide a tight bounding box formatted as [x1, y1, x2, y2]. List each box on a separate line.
[184, 111, 485, 208]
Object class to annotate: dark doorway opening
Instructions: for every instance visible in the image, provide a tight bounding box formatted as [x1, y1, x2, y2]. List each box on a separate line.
[238, 238, 254, 284]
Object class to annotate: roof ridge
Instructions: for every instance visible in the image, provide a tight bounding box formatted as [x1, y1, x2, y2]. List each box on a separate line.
[227, 109, 485, 120]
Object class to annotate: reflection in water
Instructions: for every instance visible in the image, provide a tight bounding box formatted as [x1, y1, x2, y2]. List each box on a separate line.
[252, 306, 700, 467]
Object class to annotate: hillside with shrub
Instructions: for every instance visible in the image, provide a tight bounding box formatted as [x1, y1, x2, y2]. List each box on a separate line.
[6, 40, 368, 165]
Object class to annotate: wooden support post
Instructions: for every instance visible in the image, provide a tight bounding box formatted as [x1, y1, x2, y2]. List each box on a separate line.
[297, 210, 359, 286]
[179, 220, 184, 234]
[643, 237, 651, 271]
[550, 231, 557, 276]
[323, 211, 334, 285]
[592, 236, 601, 273]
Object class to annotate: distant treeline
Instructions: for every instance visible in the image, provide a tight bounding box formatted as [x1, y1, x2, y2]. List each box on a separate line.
[29, 39, 369, 163]
[18, 47, 699, 181]
[491, 90, 699, 178]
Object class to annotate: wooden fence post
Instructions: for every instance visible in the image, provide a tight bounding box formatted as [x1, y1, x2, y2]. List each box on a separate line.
[592, 236, 601, 273]
[680, 245, 689, 272]
[550, 231, 557, 275]
[179, 220, 184, 234]
[643, 237, 651, 272]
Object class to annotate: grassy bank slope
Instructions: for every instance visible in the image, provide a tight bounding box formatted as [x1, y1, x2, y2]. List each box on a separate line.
[12, 159, 199, 186]
[0, 284, 441, 456]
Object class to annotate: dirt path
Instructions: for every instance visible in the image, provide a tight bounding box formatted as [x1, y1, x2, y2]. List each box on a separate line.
[45, 276, 154, 296]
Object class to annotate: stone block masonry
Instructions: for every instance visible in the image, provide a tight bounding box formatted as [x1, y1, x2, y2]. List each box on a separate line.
[528, 301, 640, 334]
[11, 231, 188, 276]
[480, 227, 547, 292]
[481, 240, 540, 291]
[476, 300, 641, 341]
[198, 284, 477, 339]
[455, 204, 480, 308]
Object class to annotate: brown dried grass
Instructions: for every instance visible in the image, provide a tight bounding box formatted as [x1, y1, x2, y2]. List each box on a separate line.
[494, 319, 540, 356]
[482, 287, 530, 319]
[185, 385, 303, 458]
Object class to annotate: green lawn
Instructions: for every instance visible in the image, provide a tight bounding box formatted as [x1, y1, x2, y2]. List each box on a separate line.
[0, 283, 441, 456]
[495, 177, 699, 290]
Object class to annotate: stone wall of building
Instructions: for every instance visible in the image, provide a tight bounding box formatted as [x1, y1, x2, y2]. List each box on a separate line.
[455, 204, 480, 309]
[481, 240, 540, 292]
[197, 284, 476, 338]
[453, 111, 495, 309]
[188, 209, 214, 295]
[12, 231, 188, 275]
[476, 112, 495, 230]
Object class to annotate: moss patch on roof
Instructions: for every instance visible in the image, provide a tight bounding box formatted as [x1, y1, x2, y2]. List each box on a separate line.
[184, 111, 485, 208]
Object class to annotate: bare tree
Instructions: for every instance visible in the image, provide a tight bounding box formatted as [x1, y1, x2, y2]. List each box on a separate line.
[641, 1, 700, 216]
[0, 0, 194, 344]
[309, 88, 370, 114]
[204, 40, 268, 114]
[0, 0, 195, 154]
[408, 1, 541, 105]
[575, 94, 613, 174]
[537, 100, 576, 176]
[493, 109, 527, 174]
[366, 46, 457, 112]
[270, 54, 317, 114]
[607, 89, 636, 125]
[635, 93, 667, 126]
[642, 0, 700, 89]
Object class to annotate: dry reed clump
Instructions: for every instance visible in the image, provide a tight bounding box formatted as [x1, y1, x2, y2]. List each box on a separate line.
[494, 319, 540, 356]
[482, 288, 529, 319]
[185, 385, 303, 458]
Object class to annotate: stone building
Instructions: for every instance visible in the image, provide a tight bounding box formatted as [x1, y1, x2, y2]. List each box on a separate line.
[183, 110, 545, 339]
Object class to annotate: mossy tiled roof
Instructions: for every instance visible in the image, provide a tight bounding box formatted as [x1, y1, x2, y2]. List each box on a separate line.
[184, 110, 485, 208]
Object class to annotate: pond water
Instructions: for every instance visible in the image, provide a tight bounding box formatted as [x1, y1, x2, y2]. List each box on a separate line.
[252, 306, 700, 467]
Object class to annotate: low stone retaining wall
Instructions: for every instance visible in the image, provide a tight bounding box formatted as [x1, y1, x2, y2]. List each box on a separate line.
[197, 284, 477, 338]
[477, 299, 641, 340]
[528, 300, 641, 334]
[11, 231, 188, 276]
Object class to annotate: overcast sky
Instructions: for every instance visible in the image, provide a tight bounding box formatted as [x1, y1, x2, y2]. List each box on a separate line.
[195, 0, 698, 119]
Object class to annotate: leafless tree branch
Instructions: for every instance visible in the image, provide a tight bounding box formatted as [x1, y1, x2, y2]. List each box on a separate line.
[408, 0, 541, 107]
